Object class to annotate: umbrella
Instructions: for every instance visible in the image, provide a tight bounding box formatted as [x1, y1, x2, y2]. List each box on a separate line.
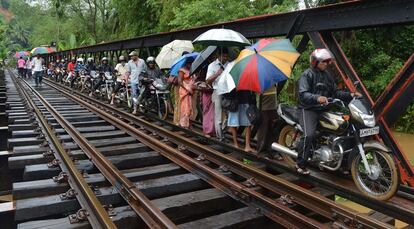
[190, 46, 217, 75]
[193, 28, 251, 47]
[169, 52, 199, 77]
[14, 51, 29, 58]
[156, 40, 194, 69]
[30, 47, 53, 55]
[230, 38, 300, 93]
[216, 61, 236, 95]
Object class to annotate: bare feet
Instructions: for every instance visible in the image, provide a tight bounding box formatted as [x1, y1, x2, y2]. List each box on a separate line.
[244, 147, 254, 153]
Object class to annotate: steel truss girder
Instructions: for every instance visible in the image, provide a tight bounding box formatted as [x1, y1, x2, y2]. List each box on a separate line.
[52, 0, 414, 55]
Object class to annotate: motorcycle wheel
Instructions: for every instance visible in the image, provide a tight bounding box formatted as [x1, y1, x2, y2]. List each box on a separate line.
[107, 87, 113, 101]
[278, 125, 300, 168]
[158, 99, 169, 120]
[351, 148, 398, 200]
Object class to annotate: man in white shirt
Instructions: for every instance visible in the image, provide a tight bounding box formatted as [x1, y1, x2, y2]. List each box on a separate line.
[32, 54, 44, 86]
[206, 51, 229, 141]
[111, 55, 128, 105]
[125, 51, 146, 114]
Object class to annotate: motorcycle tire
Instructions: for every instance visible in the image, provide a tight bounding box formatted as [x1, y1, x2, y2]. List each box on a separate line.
[158, 99, 169, 120]
[351, 148, 398, 200]
[278, 125, 300, 168]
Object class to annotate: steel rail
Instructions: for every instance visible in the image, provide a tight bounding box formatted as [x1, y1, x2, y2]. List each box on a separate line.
[19, 79, 176, 229]
[11, 74, 117, 228]
[44, 82, 325, 229]
[44, 80, 394, 229]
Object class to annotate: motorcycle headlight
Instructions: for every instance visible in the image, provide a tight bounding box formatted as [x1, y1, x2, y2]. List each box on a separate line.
[359, 113, 376, 127]
[349, 103, 376, 127]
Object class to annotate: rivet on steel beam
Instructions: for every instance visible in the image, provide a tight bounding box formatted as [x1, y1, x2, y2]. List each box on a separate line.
[279, 194, 295, 206]
[242, 178, 257, 188]
[217, 165, 230, 173]
[47, 159, 60, 168]
[196, 154, 206, 161]
[60, 189, 77, 201]
[37, 133, 45, 139]
[42, 150, 53, 157]
[103, 204, 117, 216]
[81, 170, 89, 178]
[53, 172, 68, 183]
[178, 145, 188, 151]
[68, 209, 89, 224]
[344, 218, 350, 225]
[90, 185, 101, 195]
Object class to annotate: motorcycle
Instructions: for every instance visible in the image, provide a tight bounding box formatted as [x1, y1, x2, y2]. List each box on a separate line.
[138, 77, 170, 120]
[81, 70, 96, 93]
[272, 92, 399, 200]
[97, 71, 114, 101]
[113, 76, 133, 108]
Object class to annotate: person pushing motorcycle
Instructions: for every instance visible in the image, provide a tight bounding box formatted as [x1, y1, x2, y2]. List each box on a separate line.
[137, 56, 164, 106]
[89, 57, 114, 96]
[296, 48, 361, 175]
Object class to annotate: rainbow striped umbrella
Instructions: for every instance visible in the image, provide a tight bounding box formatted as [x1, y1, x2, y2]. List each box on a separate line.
[30, 47, 53, 55]
[230, 38, 300, 93]
[14, 51, 29, 58]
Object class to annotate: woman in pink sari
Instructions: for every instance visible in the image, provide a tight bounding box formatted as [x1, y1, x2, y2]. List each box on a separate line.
[178, 60, 195, 128]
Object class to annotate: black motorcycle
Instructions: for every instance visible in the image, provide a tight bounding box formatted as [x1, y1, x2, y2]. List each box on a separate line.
[273, 95, 399, 200]
[138, 77, 170, 120]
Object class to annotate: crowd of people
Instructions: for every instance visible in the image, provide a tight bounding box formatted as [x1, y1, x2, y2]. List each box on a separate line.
[18, 47, 360, 175]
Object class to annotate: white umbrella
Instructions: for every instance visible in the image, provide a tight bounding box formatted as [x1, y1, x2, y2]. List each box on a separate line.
[156, 40, 194, 69]
[193, 28, 251, 47]
[216, 61, 236, 95]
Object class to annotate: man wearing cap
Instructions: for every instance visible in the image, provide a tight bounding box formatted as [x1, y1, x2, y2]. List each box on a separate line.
[126, 51, 146, 114]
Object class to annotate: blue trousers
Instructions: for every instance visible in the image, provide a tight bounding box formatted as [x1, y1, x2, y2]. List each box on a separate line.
[34, 71, 43, 85]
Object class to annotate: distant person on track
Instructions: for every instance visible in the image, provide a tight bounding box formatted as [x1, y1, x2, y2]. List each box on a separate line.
[90, 57, 114, 96]
[111, 55, 128, 105]
[17, 57, 26, 78]
[25, 57, 33, 79]
[67, 58, 76, 84]
[32, 54, 44, 87]
[125, 51, 146, 115]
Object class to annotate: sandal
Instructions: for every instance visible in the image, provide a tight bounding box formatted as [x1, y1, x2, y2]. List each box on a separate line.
[295, 165, 310, 175]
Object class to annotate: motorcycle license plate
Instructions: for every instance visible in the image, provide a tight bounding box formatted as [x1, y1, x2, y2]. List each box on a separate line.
[359, 126, 379, 137]
[106, 80, 113, 83]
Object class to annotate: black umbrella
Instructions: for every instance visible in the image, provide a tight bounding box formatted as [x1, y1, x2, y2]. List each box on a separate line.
[190, 46, 217, 75]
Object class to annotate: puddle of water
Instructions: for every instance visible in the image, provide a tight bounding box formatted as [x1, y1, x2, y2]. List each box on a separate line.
[392, 131, 414, 166]
[336, 196, 408, 228]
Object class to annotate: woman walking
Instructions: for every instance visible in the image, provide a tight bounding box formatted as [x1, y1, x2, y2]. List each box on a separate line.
[178, 60, 195, 128]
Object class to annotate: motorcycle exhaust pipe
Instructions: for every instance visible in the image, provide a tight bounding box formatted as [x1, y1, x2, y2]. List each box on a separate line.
[271, 143, 298, 158]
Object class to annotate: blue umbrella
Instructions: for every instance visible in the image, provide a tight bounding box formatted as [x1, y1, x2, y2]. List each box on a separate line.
[169, 52, 199, 76]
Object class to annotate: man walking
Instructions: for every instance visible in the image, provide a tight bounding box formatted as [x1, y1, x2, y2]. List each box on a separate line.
[32, 54, 44, 86]
[126, 51, 146, 115]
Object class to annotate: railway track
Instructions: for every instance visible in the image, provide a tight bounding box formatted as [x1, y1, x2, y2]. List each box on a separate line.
[3, 69, 408, 228]
[42, 74, 414, 227]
